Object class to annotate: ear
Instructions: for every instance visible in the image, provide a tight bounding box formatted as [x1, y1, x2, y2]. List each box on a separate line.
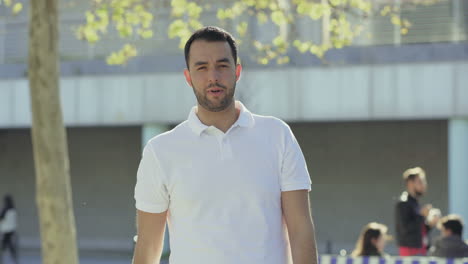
[183, 68, 193, 87]
[235, 64, 242, 81]
[443, 228, 453, 237]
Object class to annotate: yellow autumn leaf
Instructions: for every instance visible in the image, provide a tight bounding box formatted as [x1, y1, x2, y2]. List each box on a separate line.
[188, 19, 203, 30]
[168, 19, 187, 38]
[140, 29, 153, 39]
[12, 2, 22, 15]
[298, 42, 310, 53]
[187, 2, 202, 19]
[217, 9, 226, 20]
[272, 36, 285, 47]
[259, 58, 269, 65]
[236, 22, 248, 37]
[391, 15, 401, 26]
[293, 40, 301, 48]
[257, 12, 268, 24]
[84, 28, 99, 43]
[310, 45, 319, 54]
[271, 10, 286, 26]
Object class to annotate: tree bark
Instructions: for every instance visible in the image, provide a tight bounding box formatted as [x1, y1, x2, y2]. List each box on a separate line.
[28, 1, 79, 264]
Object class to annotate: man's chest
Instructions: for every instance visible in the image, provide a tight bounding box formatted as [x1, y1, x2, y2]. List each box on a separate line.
[163, 136, 283, 211]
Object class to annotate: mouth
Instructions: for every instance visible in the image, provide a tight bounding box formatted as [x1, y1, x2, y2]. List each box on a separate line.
[207, 88, 224, 95]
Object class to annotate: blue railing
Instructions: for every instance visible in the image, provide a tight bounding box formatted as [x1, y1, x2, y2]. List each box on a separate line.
[319, 256, 468, 264]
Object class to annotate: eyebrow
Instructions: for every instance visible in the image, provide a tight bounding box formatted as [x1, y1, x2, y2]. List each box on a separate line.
[194, 61, 208, 67]
[193, 57, 231, 67]
[217, 58, 230, 63]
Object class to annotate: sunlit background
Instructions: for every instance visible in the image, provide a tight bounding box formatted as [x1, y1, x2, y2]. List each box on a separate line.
[0, 0, 467, 263]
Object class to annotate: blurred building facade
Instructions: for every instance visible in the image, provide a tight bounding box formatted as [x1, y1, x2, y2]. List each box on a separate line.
[0, 0, 467, 255]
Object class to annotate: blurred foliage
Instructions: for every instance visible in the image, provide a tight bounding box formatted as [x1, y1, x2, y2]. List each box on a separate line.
[0, 0, 23, 15]
[1, 0, 440, 65]
[106, 43, 138, 64]
[75, 0, 154, 60]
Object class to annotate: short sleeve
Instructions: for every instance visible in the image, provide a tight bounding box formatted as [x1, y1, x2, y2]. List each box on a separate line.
[280, 124, 312, 192]
[134, 145, 169, 213]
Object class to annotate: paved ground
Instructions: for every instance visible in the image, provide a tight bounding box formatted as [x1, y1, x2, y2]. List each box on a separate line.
[0, 250, 157, 264]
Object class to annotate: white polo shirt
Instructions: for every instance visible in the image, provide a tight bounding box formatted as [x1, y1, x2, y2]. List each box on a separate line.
[135, 101, 311, 264]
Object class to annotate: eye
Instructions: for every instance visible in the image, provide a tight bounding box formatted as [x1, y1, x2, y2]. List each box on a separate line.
[197, 66, 207, 70]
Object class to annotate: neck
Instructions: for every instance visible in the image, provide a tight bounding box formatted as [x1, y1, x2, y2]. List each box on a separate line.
[407, 189, 419, 199]
[196, 101, 239, 133]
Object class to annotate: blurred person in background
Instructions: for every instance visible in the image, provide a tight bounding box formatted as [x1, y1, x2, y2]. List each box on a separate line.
[351, 222, 390, 257]
[0, 194, 18, 264]
[429, 214, 468, 258]
[395, 167, 439, 256]
[132, 26, 317, 264]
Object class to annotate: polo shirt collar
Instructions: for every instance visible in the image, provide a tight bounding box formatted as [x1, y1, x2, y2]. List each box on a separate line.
[188, 101, 255, 136]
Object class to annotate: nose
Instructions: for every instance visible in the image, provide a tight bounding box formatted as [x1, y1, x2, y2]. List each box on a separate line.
[207, 68, 220, 84]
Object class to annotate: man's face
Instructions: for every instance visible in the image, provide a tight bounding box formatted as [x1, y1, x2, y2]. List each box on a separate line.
[408, 176, 427, 197]
[441, 226, 452, 237]
[184, 40, 241, 112]
[373, 235, 386, 253]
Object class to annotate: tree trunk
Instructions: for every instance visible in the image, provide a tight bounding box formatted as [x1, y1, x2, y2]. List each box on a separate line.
[28, 1, 79, 264]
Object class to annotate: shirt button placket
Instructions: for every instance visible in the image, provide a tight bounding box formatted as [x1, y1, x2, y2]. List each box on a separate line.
[217, 133, 225, 160]
[222, 136, 233, 160]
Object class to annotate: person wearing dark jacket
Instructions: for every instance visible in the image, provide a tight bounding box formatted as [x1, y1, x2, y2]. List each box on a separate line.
[429, 214, 468, 258]
[395, 167, 439, 256]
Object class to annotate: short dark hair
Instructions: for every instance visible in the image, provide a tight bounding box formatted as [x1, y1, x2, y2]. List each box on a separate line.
[402, 167, 426, 184]
[406, 174, 419, 182]
[184, 26, 238, 69]
[440, 215, 464, 236]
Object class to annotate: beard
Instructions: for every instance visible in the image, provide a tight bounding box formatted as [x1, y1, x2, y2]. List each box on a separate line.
[414, 190, 424, 198]
[192, 81, 236, 112]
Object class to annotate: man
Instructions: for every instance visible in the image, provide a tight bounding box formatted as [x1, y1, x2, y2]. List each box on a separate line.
[429, 214, 468, 258]
[132, 26, 318, 264]
[395, 167, 439, 256]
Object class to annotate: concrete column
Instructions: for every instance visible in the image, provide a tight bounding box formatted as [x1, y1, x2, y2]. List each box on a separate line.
[141, 123, 171, 256]
[448, 119, 468, 239]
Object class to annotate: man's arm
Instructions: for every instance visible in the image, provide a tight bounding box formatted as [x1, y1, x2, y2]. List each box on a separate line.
[132, 209, 167, 264]
[282, 190, 318, 264]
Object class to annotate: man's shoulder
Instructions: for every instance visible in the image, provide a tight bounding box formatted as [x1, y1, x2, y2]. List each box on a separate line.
[397, 191, 412, 203]
[442, 235, 468, 247]
[433, 236, 446, 246]
[396, 192, 412, 209]
[251, 113, 290, 131]
[434, 236, 468, 255]
[463, 241, 468, 256]
[145, 121, 191, 149]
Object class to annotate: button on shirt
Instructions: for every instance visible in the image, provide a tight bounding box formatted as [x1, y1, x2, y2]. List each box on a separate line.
[135, 101, 312, 264]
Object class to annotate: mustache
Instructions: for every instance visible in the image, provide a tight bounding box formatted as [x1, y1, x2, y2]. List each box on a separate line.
[207, 83, 227, 89]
